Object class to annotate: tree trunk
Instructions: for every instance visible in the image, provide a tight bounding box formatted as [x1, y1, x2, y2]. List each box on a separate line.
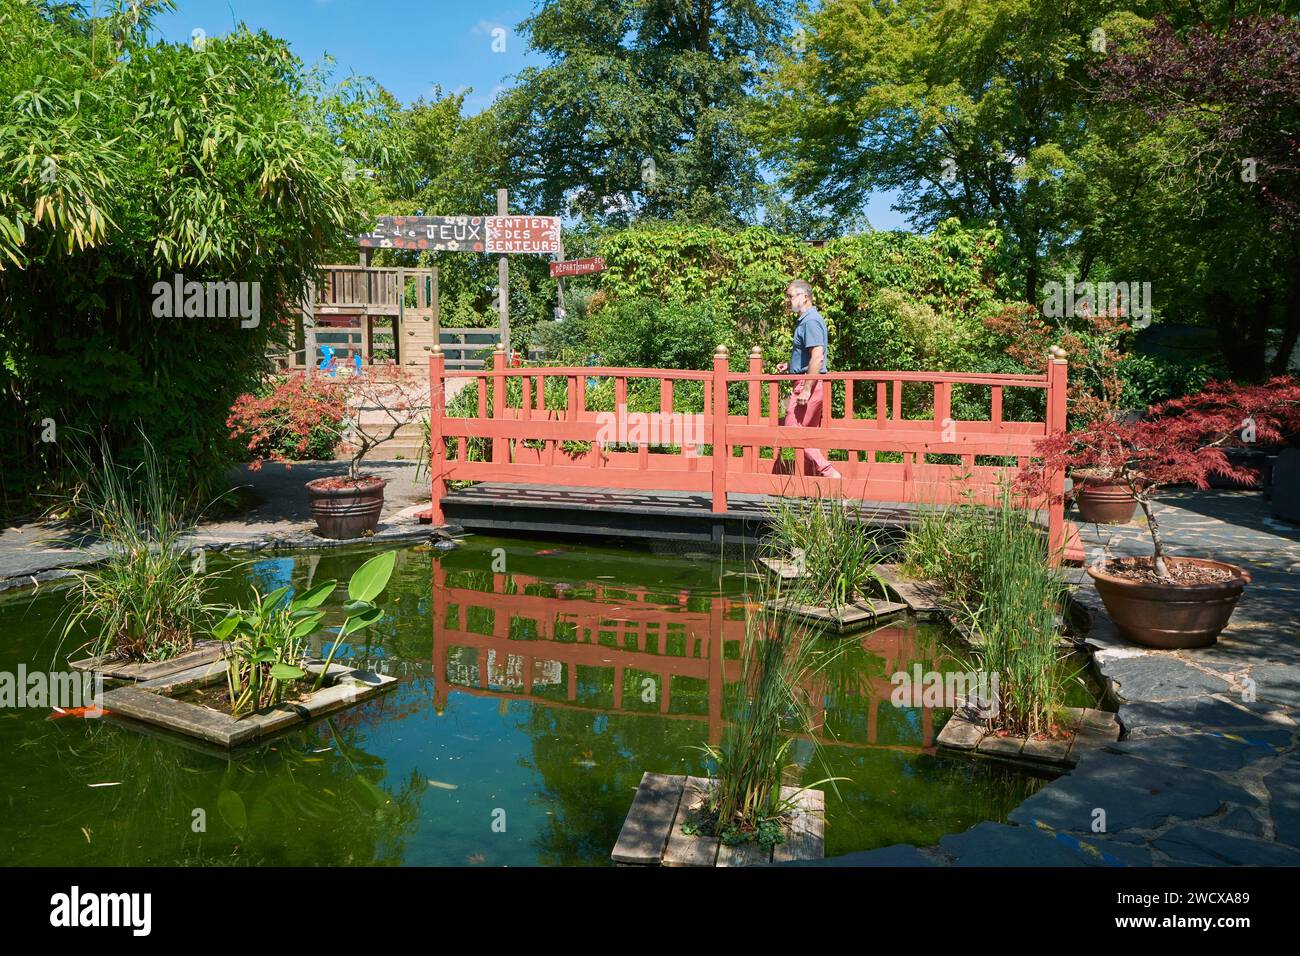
[1270, 251, 1300, 375]
[1137, 495, 1171, 580]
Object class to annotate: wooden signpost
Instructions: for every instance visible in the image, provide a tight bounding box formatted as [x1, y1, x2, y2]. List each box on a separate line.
[356, 193, 570, 353]
[357, 214, 560, 255]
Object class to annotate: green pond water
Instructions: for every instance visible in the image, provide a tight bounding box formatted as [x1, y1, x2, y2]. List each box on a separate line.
[0, 538, 1091, 866]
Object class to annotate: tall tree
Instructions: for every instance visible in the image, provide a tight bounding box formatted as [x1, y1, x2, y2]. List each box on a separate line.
[499, 0, 792, 225]
[1093, 13, 1300, 377]
[751, 0, 1152, 302]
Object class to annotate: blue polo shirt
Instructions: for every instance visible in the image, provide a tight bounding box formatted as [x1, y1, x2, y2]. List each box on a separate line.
[790, 307, 828, 374]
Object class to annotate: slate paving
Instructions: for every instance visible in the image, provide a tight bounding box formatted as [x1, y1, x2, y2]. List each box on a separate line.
[817, 489, 1300, 867]
[0, 461, 437, 594]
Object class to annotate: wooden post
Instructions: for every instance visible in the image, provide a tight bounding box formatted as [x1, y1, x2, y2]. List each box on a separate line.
[712, 344, 730, 513]
[745, 346, 762, 475]
[555, 234, 565, 329]
[431, 267, 440, 350]
[428, 346, 447, 525]
[497, 188, 511, 356]
[395, 265, 405, 365]
[492, 344, 508, 465]
[1046, 347, 1069, 564]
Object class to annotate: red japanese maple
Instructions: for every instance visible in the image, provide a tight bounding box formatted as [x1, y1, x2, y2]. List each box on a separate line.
[1019, 377, 1300, 578]
[229, 366, 428, 481]
[227, 373, 348, 469]
[984, 301, 1130, 426]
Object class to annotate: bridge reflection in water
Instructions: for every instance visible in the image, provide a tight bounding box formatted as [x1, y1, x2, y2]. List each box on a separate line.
[429, 561, 951, 754]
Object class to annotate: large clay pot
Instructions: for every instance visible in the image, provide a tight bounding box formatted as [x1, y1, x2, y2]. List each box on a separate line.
[1087, 556, 1250, 649]
[1074, 475, 1137, 524]
[306, 476, 387, 539]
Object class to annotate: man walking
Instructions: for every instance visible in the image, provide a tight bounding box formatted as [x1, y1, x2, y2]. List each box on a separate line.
[775, 280, 841, 480]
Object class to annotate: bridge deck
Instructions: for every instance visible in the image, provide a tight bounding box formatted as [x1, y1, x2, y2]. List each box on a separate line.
[429, 482, 1079, 556]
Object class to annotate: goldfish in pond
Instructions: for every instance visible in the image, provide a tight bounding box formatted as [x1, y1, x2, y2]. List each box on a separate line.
[47, 707, 111, 720]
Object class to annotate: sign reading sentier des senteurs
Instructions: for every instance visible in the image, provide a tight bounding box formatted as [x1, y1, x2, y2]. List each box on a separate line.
[358, 215, 561, 254]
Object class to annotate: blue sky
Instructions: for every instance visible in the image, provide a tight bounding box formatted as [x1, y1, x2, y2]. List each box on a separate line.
[149, 0, 907, 229]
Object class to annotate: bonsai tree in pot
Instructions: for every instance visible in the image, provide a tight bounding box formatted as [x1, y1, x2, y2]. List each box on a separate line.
[229, 366, 428, 539]
[1021, 376, 1300, 648]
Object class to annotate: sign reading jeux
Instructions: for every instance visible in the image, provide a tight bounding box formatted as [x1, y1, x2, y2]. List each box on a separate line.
[359, 215, 560, 254]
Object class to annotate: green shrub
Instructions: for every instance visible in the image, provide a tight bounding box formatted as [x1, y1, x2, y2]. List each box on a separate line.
[0, 3, 367, 519]
[1120, 353, 1227, 410]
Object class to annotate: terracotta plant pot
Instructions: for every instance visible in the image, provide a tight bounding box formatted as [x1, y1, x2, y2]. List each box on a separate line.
[1087, 556, 1251, 649]
[1073, 474, 1137, 524]
[306, 475, 387, 539]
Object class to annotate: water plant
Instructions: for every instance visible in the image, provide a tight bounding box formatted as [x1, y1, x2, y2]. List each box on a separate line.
[215, 551, 395, 718]
[762, 494, 886, 612]
[902, 489, 1071, 738]
[60, 436, 214, 663]
[688, 575, 846, 846]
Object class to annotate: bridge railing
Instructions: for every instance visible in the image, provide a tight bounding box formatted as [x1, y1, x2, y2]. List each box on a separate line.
[427, 345, 1068, 558]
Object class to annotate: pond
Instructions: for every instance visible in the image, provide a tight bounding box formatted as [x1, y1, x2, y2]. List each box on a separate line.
[0, 538, 1090, 866]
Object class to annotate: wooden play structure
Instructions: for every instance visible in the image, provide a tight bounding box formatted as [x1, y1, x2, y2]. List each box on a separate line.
[280, 261, 502, 372]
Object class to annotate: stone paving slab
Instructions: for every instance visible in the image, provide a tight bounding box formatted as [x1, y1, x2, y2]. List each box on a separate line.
[805, 489, 1300, 867]
[1153, 825, 1300, 866]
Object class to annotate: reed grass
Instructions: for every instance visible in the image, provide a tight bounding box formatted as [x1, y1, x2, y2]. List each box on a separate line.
[691, 574, 847, 846]
[59, 436, 214, 663]
[763, 494, 886, 612]
[902, 488, 1071, 737]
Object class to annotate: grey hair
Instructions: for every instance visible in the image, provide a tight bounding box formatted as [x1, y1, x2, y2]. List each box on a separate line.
[787, 279, 813, 299]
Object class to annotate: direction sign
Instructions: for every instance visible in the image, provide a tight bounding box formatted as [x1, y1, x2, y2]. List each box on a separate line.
[549, 257, 606, 278]
[486, 216, 561, 254]
[358, 215, 560, 254]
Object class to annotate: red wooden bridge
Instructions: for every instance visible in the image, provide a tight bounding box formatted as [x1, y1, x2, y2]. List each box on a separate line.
[424, 345, 1076, 561]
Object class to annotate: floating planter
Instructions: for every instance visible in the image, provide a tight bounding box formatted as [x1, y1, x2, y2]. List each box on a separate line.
[937, 705, 1120, 768]
[611, 772, 824, 867]
[102, 660, 395, 749]
[70, 641, 224, 683]
[875, 565, 944, 620]
[758, 557, 909, 633]
[85, 551, 401, 749]
[778, 597, 910, 634]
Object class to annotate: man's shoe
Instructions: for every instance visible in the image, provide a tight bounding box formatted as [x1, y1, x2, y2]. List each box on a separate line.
[823, 468, 843, 480]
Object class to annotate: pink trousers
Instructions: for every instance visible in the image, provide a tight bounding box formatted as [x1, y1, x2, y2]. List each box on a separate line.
[779, 379, 835, 477]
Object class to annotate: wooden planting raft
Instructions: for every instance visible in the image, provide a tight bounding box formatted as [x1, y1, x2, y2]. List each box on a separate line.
[757, 557, 909, 634]
[611, 773, 824, 867]
[71, 645, 396, 749]
[937, 705, 1120, 768]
